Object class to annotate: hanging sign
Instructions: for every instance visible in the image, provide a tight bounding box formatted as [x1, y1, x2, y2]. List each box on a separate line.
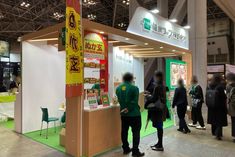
[66, 0, 83, 97]
[84, 31, 107, 60]
[127, 7, 189, 50]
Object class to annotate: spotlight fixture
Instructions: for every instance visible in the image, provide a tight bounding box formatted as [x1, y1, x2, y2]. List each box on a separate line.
[83, 0, 97, 6]
[160, 46, 164, 49]
[184, 25, 191, 29]
[151, 9, 159, 14]
[172, 50, 176, 52]
[87, 14, 96, 20]
[53, 12, 64, 20]
[99, 31, 104, 34]
[118, 22, 127, 28]
[169, 18, 178, 23]
[144, 43, 149, 46]
[122, 0, 130, 5]
[20, 1, 31, 8]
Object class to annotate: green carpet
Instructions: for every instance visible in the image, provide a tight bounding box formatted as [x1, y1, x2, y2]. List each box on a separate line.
[128, 110, 173, 141]
[24, 126, 65, 152]
[24, 111, 173, 154]
[0, 120, 15, 130]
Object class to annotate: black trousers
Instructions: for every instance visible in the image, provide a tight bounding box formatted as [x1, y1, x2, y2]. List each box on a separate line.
[231, 117, 235, 138]
[177, 106, 190, 131]
[212, 125, 223, 137]
[121, 116, 141, 153]
[192, 104, 205, 127]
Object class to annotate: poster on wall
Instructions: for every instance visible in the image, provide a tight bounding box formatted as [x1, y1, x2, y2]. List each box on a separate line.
[166, 59, 187, 89]
[84, 31, 108, 60]
[84, 31, 109, 92]
[65, 0, 83, 97]
[0, 41, 9, 57]
[166, 59, 187, 117]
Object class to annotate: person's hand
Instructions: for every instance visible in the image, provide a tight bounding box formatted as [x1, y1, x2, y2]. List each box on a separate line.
[121, 108, 129, 114]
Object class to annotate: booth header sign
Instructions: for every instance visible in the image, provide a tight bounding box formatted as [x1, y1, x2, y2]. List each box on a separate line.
[127, 7, 189, 50]
[66, 0, 83, 97]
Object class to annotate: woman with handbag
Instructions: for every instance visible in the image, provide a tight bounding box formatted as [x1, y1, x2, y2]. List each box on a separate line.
[172, 79, 191, 134]
[145, 71, 167, 151]
[188, 76, 206, 130]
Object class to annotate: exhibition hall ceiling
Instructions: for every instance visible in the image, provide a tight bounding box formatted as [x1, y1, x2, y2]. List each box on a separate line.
[0, 0, 228, 41]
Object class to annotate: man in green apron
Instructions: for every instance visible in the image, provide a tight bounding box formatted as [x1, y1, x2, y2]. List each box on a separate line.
[116, 73, 144, 157]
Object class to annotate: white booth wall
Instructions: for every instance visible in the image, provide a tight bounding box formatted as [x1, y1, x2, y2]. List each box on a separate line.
[109, 46, 144, 97]
[22, 41, 66, 133]
[21, 42, 144, 133]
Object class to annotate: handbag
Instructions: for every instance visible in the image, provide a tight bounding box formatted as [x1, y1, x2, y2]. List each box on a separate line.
[146, 99, 165, 111]
[191, 98, 201, 107]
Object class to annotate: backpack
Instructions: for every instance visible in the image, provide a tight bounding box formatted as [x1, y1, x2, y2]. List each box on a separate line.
[206, 88, 219, 108]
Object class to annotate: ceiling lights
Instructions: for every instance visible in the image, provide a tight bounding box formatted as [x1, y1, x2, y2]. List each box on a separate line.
[53, 12, 64, 20]
[87, 14, 96, 20]
[118, 22, 127, 28]
[184, 25, 191, 29]
[169, 18, 178, 23]
[122, 0, 130, 6]
[20, 1, 31, 8]
[83, 0, 97, 6]
[151, 9, 159, 14]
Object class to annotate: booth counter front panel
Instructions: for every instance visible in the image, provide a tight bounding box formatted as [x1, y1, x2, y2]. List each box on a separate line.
[82, 105, 121, 157]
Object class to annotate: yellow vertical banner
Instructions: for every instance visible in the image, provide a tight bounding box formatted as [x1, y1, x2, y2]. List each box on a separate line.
[66, 0, 83, 97]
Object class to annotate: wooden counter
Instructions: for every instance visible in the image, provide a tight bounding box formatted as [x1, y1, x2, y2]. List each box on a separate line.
[82, 106, 121, 157]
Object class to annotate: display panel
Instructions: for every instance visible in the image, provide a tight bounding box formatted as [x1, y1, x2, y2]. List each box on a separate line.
[166, 59, 187, 90]
[166, 59, 187, 119]
[83, 31, 109, 108]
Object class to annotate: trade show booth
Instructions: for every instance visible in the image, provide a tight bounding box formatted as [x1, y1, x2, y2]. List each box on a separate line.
[19, 7, 192, 157]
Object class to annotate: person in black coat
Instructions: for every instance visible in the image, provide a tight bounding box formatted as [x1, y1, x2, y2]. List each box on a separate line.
[207, 74, 228, 140]
[226, 73, 235, 143]
[188, 76, 205, 130]
[145, 71, 167, 151]
[172, 79, 191, 134]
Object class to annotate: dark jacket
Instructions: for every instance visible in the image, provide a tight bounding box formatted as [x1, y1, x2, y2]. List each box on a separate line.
[116, 82, 141, 117]
[145, 82, 167, 127]
[172, 86, 188, 108]
[226, 83, 235, 117]
[207, 83, 228, 126]
[189, 84, 204, 106]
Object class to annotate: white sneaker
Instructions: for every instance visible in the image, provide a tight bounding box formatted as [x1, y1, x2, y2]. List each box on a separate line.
[196, 126, 206, 130]
[188, 123, 197, 127]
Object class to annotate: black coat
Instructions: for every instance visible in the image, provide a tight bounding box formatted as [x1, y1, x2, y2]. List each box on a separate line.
[172, 87, 188, 108]
[207, 84, 228, 127]
[145, 83, 167, 127]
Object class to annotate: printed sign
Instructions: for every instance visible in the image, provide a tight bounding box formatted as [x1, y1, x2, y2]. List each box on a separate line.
[101, 92, 110, 107]
[66, 0, 83, 97]
[127, 7, 189, 50]
[87, 93, 98, 109]
[84, 32, 107, 60]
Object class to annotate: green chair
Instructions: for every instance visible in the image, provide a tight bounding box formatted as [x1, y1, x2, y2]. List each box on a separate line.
[61, 112, 66, 124]
[40, 107, 59, 139]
